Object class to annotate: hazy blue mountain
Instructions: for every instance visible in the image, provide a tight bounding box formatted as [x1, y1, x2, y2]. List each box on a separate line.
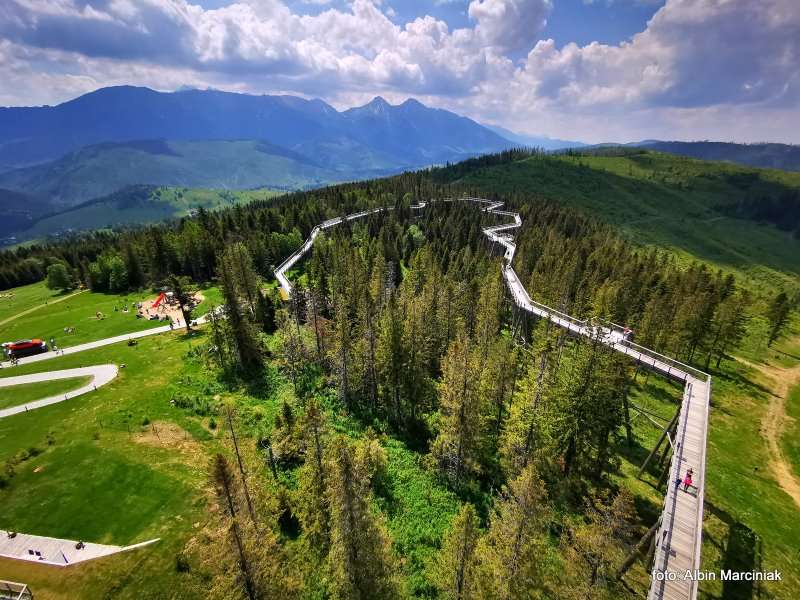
[0, 139, 343, 209]
[0, 188, 51, 239]
[483, 124, 586, 150]
[635, 141, 800, 172]
[0, 86, 511, 170]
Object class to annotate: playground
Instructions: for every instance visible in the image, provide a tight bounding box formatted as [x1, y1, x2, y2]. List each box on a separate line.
[134, 290, 204, 328]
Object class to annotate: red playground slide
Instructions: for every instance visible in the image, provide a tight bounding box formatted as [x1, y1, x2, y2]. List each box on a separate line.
[152, 292, 167, 309]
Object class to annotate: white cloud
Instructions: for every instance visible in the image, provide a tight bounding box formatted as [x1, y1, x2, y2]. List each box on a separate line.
[0, 0, 797, 143]
[468, 0, 553, 52]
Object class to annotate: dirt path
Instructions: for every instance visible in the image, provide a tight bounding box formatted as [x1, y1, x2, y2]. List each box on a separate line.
[0, 289, 86, 327]
[742, 355, 800, 509]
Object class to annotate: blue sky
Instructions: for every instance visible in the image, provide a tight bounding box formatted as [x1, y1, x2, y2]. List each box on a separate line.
[0, 0, 796, 143]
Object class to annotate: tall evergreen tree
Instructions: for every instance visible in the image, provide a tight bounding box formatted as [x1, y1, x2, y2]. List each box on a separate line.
[767, 291, 793, 347]
[431, 504, 480, 600]
[430, 332, 482, 489]
[326, 436, 400, 600]
[474, 465, 550, 599]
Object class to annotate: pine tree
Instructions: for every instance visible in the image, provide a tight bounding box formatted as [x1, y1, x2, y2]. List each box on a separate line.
[212, 454, 258, 600]
[767, 291, 793, 347]
[326, 436, 400, 600]
[168, 274, 198, 332]
[500, 328, 556, 478]
[474, 267, 506, 367]
[705, 288, 751, 369]
[474, 465, 550, 599]
[562, 490, 635, 595]
[430, 332, 481, 489]
[124, 244, 145, 289]
[296, 400, 330, 553]
[218, 246, 262, 369]
[278, 311, 305, 395]
[431, 504, 480, 600]
[377, 294, 406, 424]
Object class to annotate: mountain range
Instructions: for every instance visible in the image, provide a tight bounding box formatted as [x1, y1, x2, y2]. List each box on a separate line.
[0, 86, 510, 172]
[1, 86, 799, 245]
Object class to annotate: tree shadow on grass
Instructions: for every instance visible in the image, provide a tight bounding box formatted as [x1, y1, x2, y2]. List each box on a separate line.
[774, 348, 800, 362]
[705, 501, 764, 600]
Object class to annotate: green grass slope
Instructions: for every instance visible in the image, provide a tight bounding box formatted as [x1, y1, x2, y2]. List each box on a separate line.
[0, 289, 162, 349]
[0, 281, 65, 323]
[11, 185, 282, 243]
[442, 151, 800, 289]
[0, 139, 341, 207]
[0, 377, 92, 409]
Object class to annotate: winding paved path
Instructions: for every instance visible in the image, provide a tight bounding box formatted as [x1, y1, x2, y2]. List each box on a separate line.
[0, 319, 207, 417]
[0, 365, 118, 418]
[276, 196, 712, 600]
[0, 323, 174, 370]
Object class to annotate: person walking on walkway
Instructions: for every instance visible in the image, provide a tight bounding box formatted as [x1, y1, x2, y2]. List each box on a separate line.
[682, 468, 694, 492]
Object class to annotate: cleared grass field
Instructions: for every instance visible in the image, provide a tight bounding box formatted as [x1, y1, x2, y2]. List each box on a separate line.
[0, 281, 70, 323]
[0, 330, 215, 598]
[0, 289, 163, 349]
[0, 376, 91, 409]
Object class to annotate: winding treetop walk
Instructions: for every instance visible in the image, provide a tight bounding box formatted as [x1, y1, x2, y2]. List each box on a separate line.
[275, 197, 712, 600]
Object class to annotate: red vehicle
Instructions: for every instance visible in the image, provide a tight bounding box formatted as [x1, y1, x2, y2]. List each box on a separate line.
[5, 339, 48, 359]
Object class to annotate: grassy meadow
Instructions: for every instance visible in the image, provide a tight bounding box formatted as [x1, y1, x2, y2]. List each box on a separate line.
[0, 287, 163, 349]
[449, 152, 800, 292]
[0, 282, 72, 324]
[0, 376, 91, 409]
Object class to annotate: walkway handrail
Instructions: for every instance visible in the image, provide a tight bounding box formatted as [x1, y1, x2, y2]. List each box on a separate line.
[597, 318, 710, 382]
[274, 197, 711, 600]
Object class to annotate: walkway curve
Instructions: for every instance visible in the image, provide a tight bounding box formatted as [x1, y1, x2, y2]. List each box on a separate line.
[276, 196, 712, 600]
[0, 365, 118, 418]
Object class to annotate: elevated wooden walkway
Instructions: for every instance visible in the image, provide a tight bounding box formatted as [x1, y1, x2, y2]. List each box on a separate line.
[275, 197, 712, 600]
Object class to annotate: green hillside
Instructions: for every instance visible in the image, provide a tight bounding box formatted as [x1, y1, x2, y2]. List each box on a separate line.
[437, 150, 800, 289]
[9, 185, 282, 244]
[0, 139, 342, 208]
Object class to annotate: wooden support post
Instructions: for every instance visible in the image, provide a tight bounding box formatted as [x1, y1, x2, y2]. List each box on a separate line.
[657, 418, 677, 468]
[616, 516, 662, 579]
[657, 452, 673, 490]
[637, 406, 680, 479]
[622, 381, 634, 447]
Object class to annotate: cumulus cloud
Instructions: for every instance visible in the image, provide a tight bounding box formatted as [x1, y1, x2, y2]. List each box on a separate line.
[469, 0, 553, 52]
[0, 0, 797, 143]
[519, 0, 799, 110]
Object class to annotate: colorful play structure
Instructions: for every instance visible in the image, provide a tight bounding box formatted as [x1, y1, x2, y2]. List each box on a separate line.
[151, 292, 167, 309]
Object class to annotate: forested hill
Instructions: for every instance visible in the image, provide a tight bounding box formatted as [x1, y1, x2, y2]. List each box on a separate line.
[1, 148, 798, 297]
[432, 148, 800, 290]
[637, 140, 800, 172]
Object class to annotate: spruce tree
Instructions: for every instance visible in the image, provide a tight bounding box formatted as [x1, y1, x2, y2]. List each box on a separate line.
[430, 332, 481, 489]
[474, 465, 550, 599]
[431, 504, 480, 600]
[326, 436, 400, 600]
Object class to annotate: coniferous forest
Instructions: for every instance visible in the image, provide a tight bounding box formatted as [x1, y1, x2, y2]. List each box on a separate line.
[0, 151, 797, 599]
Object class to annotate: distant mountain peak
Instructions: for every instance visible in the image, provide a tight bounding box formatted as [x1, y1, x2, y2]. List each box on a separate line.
[0, 85, 514, 183]
[362, 96, 391, 114]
